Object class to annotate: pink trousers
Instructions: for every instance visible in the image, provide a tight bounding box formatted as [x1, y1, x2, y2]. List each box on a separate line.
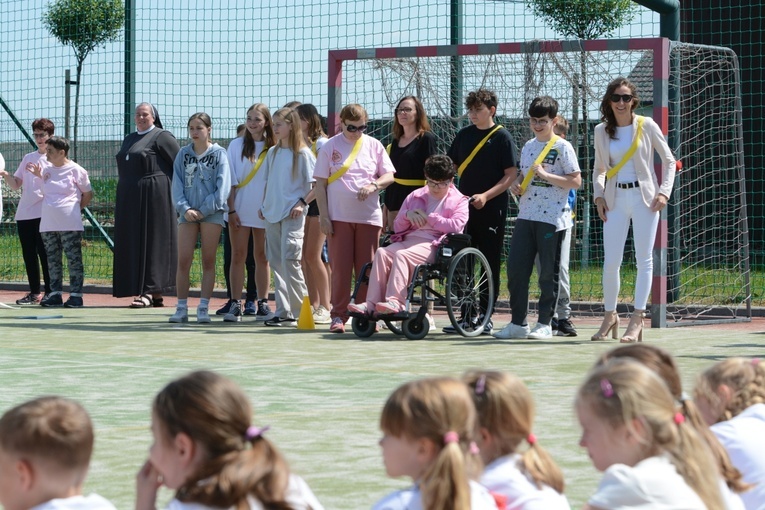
[365, 236, 436, 310]
[328, 221, 381, 320]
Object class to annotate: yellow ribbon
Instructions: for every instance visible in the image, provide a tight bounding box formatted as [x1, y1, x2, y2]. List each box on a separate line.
[235, 147, 268, 189]
[457, 125, 503, 178]
[394, 178, 427, 186]
[312, 139, 318, 156]
[519, 135, 559, 195]
[386, 143, 391, 155]
[606, 116, 645, 180]
[327, 137, 363, 185]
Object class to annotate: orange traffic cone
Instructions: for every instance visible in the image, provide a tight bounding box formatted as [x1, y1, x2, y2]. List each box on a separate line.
[296, 296, 315, 330]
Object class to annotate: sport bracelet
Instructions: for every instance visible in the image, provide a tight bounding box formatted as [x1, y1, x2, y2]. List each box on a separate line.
[229, 210, 237, 214]
[299, 197, 308, 206]
[370, 181, 379, 190]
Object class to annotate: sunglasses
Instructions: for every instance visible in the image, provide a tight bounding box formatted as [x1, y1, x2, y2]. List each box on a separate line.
[610, 94, 634, 103]
[344, 124, 367, 132]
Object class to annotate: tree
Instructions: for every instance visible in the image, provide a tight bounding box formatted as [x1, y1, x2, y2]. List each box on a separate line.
[526, 0, 636, 194]
[43, 0, 124, 161]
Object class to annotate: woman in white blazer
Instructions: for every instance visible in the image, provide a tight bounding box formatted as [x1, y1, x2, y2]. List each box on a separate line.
[591, 77, 676, 343]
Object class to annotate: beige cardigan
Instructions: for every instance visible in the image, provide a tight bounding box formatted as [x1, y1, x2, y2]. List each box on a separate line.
[593, 115, 676, 210]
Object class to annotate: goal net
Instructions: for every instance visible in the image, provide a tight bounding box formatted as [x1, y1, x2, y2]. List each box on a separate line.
[329, 39, 751, 327]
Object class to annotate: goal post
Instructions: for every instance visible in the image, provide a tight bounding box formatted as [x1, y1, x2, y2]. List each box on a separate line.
[327, 38, 751, 328]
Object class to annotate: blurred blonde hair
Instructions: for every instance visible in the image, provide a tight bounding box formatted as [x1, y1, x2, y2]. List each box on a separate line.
[578, 359, 724, 510]
[380, 377, 480, 510]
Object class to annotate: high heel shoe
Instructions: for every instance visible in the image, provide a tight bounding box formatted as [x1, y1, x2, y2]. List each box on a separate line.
[620, 310, 645, 343]
[591, 311, 619, 341]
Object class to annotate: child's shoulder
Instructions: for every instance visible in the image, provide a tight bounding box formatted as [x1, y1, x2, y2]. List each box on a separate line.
[34, 493, 117, 510]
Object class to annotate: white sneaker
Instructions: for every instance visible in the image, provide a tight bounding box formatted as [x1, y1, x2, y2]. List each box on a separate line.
[196, 307, 211, 324]
[426, 313, 436, 331]
[313, 305, 331, 324]
[527, 323, 553, 339]
[169, 306, 188, 323]
[493, 322, 530, 339]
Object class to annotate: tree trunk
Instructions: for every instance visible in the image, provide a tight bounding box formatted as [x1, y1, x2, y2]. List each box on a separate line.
[74, 60, 83, 162]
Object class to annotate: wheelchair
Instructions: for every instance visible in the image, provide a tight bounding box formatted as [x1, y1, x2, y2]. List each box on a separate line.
[348, 233, 494, 340]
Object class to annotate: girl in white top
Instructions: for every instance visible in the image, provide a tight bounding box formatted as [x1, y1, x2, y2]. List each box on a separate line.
[577, 359, 724, 510]
[224, 103, 275, 322]
[463, 371, 570, 510]
[296, 103, 331, 324]
[258, 107, 315, 325]
[371, 377, 498, 510]
[135, 370, 324, 510]
[696, 358, 765, 510]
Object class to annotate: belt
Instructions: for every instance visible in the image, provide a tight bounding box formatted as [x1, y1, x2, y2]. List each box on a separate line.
[616, 181, 640, 189]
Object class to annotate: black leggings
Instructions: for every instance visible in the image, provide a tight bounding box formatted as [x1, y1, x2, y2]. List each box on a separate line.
[222, 222, 257, 301]
[17, 218, 51, 295]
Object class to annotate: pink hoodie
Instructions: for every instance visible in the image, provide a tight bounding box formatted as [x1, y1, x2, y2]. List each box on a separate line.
[390, 184, 469, 246]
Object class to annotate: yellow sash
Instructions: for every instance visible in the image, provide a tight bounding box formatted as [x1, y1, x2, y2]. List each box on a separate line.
[519, 135, 559, 195]
[606, 116, 645, 180]
[312, 139, 318, 156]
[394, 178, 427, 186]
[327, 137, 363, 184]
[457, 125, 503, 178]
[235, 147, 268, 189]
[386, 143, 425, 186]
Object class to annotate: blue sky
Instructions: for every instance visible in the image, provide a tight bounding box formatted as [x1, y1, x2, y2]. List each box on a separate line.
[0, 0, 660, 141]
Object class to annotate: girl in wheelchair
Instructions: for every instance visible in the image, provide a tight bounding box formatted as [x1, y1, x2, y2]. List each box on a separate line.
[348, 154, 469, 316]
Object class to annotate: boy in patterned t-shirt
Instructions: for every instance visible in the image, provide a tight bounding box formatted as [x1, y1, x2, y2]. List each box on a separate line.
[494, 96, 581, 340]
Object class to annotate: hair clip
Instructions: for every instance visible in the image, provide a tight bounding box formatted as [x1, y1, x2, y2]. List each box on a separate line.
[469, 441, 480, 455]
[752, 358, 760, 366]
[600, 378, 615, 398]
[245, 425, 270, 441]
[475, 375, 486, 395]
[527, 433, 537, 445]
[673, 412, 685, 425]
[443, 431, 459, 444]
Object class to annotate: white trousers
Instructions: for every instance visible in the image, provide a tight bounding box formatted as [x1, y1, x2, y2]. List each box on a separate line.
[602, 187, 659, 311]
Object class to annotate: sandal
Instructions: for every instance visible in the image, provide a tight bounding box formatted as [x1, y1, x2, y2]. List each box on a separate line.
[130, 294, 152, 308]
[152, 296, 164, 307]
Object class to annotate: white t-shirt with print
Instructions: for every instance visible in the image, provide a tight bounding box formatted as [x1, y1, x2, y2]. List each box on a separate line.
[517, 137, 580, 231]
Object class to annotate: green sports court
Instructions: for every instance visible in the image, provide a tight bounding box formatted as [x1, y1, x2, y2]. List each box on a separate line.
[1, 290, 762, 508]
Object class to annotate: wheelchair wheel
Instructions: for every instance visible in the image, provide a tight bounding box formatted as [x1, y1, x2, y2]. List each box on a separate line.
[384, 320, 404, 336]
[351, 316, 376, 338]
[445, 247, 494, 337]
[402, 316, 429, 340]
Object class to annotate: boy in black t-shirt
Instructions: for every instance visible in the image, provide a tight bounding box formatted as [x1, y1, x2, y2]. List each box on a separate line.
[446, 89, 519, 334]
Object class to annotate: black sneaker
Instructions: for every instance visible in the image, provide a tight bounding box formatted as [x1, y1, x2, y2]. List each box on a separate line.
[64, 296, 84, 308]
[264, 316, 296, 327]
[255, 299, 275, 321]
[556, 318, 578, 337]
[223, 301, 242, 322]
[551, 317, 559, 332]
[216, 299, 235, 315]
[481, 318, 494, 336]
[16, 293, 41, 305]
[40, 293, 64, 307]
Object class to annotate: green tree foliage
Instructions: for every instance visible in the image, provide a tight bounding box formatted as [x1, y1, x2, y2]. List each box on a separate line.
[526, 0, 637, 40]
[43, 0, 124, 160]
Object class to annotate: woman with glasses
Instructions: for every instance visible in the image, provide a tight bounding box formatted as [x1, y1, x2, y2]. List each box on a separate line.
[591, 77, 675, 343]
[0, 119, 54, 305]
[314, 103, 395, 333]
[348, 154, 468, 317]
[383, 96, 437, 232]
